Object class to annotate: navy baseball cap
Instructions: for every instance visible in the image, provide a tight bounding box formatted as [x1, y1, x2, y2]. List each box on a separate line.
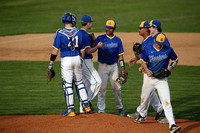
[154, 33, 166, 46]
[81, 15, 95, 22]
[137, 21, 150, 28]
[149, 20, 161, 28]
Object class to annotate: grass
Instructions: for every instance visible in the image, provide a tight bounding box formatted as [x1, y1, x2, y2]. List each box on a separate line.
[0, 61, 200, 121]
[0, 0, 200, 36]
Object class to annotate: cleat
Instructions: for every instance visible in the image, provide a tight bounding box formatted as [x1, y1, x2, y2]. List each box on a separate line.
[127, 111, 139, 118]
[170, 124, 181, 133]
[118, 108, 125, 116]
[83, 103, 91, 113]
[61, 109, 76, 117]
[134, 115, 146, 123]
[155, 110, 164, 120]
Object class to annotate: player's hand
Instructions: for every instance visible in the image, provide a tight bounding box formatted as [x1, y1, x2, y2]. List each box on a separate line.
[97, 42, 103, 48]
[48, 64, 53, 70]
[129, 57, 138, 66]
[139, 67, 143, 72]
[122, 70, 128, 77]
[146, 69, 153, 77]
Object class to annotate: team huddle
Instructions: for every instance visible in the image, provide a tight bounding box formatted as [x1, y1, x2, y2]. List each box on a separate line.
[47, 12, 181, 133]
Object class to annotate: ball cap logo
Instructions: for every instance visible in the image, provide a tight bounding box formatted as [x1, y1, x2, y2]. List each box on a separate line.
[105, 20, 116, 28]
[155, 33, 166, 45]
[137, 21, 150, 28]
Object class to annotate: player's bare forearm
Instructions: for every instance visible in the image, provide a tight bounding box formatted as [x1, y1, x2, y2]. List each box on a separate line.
[80, 50, 85, 59]
[85, 42, 103, 54]
[142, 62, 152, 77]
[118, 55, 126, 73]
[129, 57, 138, 66]
[168, 66, 173, 71]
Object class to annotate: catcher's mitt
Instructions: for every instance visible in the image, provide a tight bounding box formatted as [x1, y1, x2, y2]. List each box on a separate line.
[47, 66, 55, 82]
[133, 42, 142, 58]
[153, 68, 171, 79]
[116, 71, 128, 84]
[89, 33, 96, 48]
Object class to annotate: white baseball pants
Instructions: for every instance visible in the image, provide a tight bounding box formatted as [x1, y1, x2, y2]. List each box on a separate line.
[80, 59, 102, 112]
[97, 62, 123, 113]
[61, 56, 88, 110]
[139, 73, 175, 128]
[136, 73, 163, 113]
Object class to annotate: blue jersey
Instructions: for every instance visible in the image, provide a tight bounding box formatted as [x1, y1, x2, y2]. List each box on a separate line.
[52, 28, 85, 57]
[141, 35, 154, 52]
[79, 29, 93, 59]
[141, 44, 178, 74]
[96, 34, 124, 64]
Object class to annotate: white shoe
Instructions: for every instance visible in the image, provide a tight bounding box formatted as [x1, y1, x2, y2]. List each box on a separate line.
[157, 117, 169, 123]
[127, 111, 139, 118]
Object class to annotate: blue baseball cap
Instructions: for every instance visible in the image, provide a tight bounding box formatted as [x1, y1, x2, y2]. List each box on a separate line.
[105, 20, 116, 28]
[137, 21, 150, 28]
[149, 20, 161, 28]
[154, 33, 166, 45]
[81, 15, 94, 22]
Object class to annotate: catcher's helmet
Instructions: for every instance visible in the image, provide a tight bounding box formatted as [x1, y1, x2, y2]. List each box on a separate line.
[62, 12, 77, 27]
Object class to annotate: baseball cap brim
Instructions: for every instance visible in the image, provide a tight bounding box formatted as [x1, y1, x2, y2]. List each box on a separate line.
[105, 26, 115, 29]
[154, 40, 166, 46]
[136, 26, 149, 28]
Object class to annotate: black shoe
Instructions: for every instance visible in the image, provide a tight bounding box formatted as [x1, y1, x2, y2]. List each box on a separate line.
[89, 102, 94, 111]
[134, 115, 146, 123]
[155, 110, 163, 120]
[170, 124, 181, 133]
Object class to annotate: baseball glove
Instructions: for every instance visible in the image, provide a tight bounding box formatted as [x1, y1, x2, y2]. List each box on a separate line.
[47, 66, 55, 82]
[89, 33, 96, 48]
[153, 68, 171, 79]
[116, 71, 128, 84]
[133, 42, 142, 58]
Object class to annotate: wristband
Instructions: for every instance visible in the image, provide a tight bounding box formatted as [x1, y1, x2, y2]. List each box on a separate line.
[170, 61, 177, 68]
[50, 54, 57, 61]
[119, 60, 125, 68]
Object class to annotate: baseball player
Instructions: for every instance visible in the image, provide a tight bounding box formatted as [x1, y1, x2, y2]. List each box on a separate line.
[149, 20, 172, 123]
[96, 20, 126, 116]
[48, 12, 91, 117]
[127, 21, 163, 120]
[79, 15, 103, 113]
[134, 32, 181, 133]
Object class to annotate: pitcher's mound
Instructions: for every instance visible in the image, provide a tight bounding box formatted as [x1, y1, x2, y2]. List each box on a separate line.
[0, 113, 199, 133]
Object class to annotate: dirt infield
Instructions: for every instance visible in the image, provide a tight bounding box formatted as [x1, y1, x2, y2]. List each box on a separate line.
[0, 33, 200, 66]
[0, 33, 200, 133]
